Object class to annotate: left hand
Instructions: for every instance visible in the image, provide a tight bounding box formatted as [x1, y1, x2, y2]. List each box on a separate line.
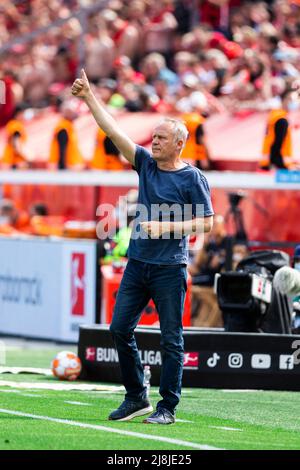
[140, 221, 170, 238]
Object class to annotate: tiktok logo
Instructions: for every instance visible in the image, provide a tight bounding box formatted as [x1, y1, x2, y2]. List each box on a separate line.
[207, 352, 221, 368]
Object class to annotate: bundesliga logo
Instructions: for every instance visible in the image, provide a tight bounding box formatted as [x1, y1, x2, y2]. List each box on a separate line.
[85, 347, 96, 361]
[71, 253, 85, 316]
[183, 352, 199, 369]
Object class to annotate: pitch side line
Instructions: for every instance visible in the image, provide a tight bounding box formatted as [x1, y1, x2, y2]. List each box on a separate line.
[0, 408, 223, 450]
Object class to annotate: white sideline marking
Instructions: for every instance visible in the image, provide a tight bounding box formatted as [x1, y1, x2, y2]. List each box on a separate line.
[0, 380, 124, 392]
[0, 389, 42, 398]
[221, 390, 261, 393]
[83, 391, 124, 395]
[21, 393, 43, 398]
[176, 419, 194, 423]
[64, 401, 92, 407]
[209, 426, 243, 432]
[0, 408, 223, 451]
[0, 367, 52, 376]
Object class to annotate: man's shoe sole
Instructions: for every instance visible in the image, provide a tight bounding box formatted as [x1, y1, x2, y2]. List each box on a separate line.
[109, 405, 153, 422]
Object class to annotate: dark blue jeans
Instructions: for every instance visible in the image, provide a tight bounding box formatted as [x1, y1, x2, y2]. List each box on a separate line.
[110, 258, 187, 414]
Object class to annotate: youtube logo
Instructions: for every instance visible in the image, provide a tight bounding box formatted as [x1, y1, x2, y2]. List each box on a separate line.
[251, 354, 271, 369]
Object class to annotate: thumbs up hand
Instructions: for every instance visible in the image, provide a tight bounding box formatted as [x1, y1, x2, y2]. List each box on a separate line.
[71, 69, 91, 98]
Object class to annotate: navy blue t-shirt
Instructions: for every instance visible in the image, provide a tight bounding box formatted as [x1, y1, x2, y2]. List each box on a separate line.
[127, 145, 214, 265]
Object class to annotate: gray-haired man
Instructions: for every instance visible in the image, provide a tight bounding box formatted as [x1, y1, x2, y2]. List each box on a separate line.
[72, 70, 214, 424]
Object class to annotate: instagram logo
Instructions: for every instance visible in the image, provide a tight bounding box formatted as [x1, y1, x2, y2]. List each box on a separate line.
[228, 353, 243, 368]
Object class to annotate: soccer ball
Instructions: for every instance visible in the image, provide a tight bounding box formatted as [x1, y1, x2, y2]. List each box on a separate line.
[51, 351, 82, 381]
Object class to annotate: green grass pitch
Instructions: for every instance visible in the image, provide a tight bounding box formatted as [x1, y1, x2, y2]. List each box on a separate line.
[0, 345, 300, 450]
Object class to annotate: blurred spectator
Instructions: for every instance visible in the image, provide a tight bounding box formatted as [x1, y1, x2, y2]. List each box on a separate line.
[0, 68, 23, 127]
[48, 100, 85, 170]
[123, 0, 148, 64]
[95, 78, 126, 109]
[181, 109, 212, 170]
[271, 49, 299, 79]
[85, 16, 115, 83]
[88, 69, 148, 168]
[173, 0, 193, 36]
[260, 88, 299, 170]
[19, 51, 54, 108]
[232, 241, 249, 270]
[113, 55, 145, 87]
[257, 22, 279, 55]
[178, 75, 212, 170]
[89, 128, 125, 170]
[173, 51, 198, 81]
[141, 53, 179, 87]
[1, 107, 28, 169]
[199, 0, 242, 32]
[0, 198, 29, 233]
[51, 44, 78, 85]
[22, 202, 51, 235]
[197, 49, 229, 96]
[123, 84, 142, 111]
[175, 73, 208, 112]
[147, 77, 175, 113]
[188, 214, 228, 327]
[143, 1, 178, 67]
[100, 8, 140, 60]
[29, 202, 49, 218]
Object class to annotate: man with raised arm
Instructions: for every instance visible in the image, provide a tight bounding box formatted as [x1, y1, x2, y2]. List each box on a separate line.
[72, 70, 214, 425]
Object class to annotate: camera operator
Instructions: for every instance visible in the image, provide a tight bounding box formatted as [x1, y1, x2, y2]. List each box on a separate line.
[292, 245, 300, 333]
[188, 215, 226, 327]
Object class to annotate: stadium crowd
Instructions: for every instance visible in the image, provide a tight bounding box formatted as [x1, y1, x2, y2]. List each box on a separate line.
[1, 0, 300, 171]
[1, 0, 300, 124]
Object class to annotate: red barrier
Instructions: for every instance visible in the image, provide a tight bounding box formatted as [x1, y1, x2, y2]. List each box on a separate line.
[211, 188, 300, 242]
[2, 183, 300, 242]
[101, 265, 191, 327]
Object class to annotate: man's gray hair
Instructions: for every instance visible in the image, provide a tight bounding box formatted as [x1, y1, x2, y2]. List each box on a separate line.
[157, 118, 189, 144]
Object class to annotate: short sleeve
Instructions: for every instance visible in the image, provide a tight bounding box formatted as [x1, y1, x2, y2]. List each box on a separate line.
[189, 170, 214, 217]
[134, 145, 153, 174]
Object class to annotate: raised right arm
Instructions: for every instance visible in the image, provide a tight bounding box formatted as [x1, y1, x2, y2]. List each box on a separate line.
[71, 69, 136, 165]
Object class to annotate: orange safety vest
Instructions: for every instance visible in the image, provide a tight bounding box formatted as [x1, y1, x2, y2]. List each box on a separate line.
[2, 119, 27, 167]
[181, 113, 207, 162]
[89, 128, 124, 170]
[49, 118, 84, 168]
[260, 110, 293, 169]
